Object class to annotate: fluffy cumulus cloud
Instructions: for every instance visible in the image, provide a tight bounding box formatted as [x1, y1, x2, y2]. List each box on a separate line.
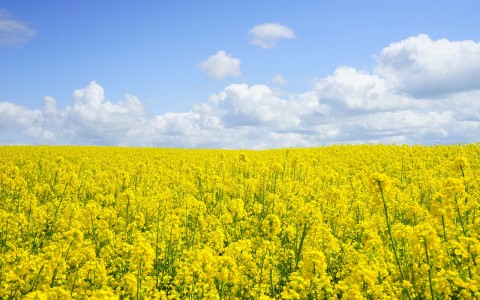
[249, 23, 295, 49]
[0, 8, 36, 46]
[0, 81, 148, 145]
[376, 34, 480, 97]
[62, 82, 148, 145]
[1, 34, 480, 148]
[199, 50, 241, 80]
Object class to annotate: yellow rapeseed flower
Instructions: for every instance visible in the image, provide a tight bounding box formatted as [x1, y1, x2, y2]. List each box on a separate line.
[369, 172, 392, 193]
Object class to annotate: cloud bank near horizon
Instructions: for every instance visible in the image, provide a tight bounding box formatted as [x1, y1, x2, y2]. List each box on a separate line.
[1, 34, 480, 148]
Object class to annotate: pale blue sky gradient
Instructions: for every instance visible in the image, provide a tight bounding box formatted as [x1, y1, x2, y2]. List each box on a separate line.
[1, 1, 480, 147]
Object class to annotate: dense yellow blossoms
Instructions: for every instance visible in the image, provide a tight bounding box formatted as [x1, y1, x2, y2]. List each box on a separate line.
[1, 145, 479, 299]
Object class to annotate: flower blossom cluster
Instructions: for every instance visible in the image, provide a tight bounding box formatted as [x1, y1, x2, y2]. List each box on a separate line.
[0, 145, 479, 299]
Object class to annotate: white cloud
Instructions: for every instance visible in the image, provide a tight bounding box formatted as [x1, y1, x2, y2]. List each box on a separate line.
[204, 84, 301, 128]
[199, 50, 241, 80]
[376, 34, 480, 97]
[0, 8, 36, 46]
[0, 81, 148, 145]
[249, 23, 295, 49]
[313, 66, 416, 112]
[62, 82, 148, 145]
[0, 101, 51, 143]
[2, 35, 480, 148]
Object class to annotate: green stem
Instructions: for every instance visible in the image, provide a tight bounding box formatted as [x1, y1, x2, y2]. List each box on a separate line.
[454, 196, 467, 237]
[378, 183, 411, 299]
[378, 183, 404, 280]
[295, 223, 308, 270]
[29, 263, 45, 293]
[441, 215, 447, 242]
[423, 238, 435, 300]
[270, 261, 275, 298]
[257, 252, 267, 297]
[137, 260, 143, 300]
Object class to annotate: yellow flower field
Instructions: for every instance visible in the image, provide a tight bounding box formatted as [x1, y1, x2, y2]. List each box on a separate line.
[0, 145, 479, 299]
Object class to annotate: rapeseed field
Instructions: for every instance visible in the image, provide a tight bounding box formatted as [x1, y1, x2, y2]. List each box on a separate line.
[0, 145, 479, 299]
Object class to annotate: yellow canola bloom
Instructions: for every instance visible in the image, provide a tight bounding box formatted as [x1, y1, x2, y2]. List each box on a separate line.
[369, 172, 392, 193]
[0, 144, 479, 299]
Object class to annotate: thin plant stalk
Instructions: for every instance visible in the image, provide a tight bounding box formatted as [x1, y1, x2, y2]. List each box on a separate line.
[423, 238, 435, 300]
[378, 183, 411, 299]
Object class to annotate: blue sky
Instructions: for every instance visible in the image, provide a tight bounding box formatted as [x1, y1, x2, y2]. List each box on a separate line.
[1, 1, 480, 148]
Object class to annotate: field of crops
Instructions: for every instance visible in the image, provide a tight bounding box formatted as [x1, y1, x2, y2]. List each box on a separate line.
[0, 145, 479, 299]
